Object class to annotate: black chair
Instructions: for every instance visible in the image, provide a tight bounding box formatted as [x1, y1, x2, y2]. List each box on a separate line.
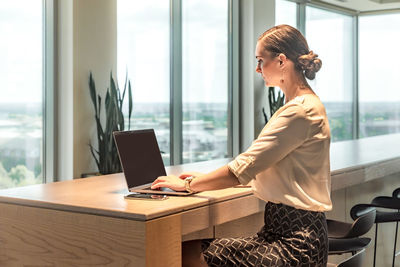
[351, 187, 400, 267]
[327, 248, 366, 267]
[327, 206, 375, 255]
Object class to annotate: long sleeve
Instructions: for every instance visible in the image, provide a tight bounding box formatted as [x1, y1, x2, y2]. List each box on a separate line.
[228, 102, 311, 185]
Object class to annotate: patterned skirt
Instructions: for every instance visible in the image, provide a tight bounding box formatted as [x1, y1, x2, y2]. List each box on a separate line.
[201, 202, 328, 267]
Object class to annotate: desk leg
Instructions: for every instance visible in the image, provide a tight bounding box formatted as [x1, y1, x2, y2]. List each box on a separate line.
[145, 214, 182, 267]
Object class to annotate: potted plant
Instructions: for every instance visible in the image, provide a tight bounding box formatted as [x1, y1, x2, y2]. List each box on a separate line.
[85, 72, 133, 176]
[263, 87, 285, 124]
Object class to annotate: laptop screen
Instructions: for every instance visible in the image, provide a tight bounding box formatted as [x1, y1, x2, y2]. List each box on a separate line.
[113, 129, 167, 189]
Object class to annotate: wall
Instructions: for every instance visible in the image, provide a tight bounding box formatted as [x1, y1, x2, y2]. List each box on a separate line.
[239, 0, 275, 152]
[57, 0, 73, 180]
[57, 0, 117, 179]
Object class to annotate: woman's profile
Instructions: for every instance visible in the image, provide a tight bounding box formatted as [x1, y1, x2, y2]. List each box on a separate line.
[151, 24, 332, 267]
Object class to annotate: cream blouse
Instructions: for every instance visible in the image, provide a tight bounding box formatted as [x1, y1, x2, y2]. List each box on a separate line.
[228, 94, 332, 212]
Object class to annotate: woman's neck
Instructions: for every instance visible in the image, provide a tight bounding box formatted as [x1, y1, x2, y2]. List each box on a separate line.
[280, 72, 313, 103]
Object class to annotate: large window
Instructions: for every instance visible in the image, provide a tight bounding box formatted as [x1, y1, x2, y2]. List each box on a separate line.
[117, 0, 170, 164]
[359, 14, 400, 138]
[117, 0, 232, 165]
[306, 6, 354, 142]
[275, 0, 297, 27]
[0, 1, 43, 189]
[182, 0, 229, 163]
[274, 1, 355, 142]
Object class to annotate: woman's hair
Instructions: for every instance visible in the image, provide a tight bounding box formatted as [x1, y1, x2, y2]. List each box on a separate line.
[258, 24, 322, 80]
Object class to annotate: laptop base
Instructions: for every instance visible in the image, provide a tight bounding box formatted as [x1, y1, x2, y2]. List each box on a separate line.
[132, 188, 194, 196]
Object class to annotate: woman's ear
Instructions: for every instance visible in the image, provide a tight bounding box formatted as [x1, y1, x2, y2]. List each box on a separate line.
[278, 53, 287, 66]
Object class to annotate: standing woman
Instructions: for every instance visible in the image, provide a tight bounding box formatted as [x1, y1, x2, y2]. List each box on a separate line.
[151, 24, 332, 267]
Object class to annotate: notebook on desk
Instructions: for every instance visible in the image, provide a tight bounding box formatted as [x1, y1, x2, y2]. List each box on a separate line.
[113, 129, 194, 196]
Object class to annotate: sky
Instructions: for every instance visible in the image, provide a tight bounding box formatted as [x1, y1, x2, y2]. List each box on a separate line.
[0, 0, 42, 104]
[1, 0, 400, 104]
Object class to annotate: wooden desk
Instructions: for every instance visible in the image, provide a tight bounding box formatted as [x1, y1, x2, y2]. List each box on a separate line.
[0, 159, 265, 266]
[1, 134, 400, 266]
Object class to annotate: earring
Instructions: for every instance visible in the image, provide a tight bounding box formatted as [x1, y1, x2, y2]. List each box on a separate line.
[280, 68, 285, 84]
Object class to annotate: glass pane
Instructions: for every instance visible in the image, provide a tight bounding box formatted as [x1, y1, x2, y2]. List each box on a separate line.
[359, 14, 400, 138]
[306, 6, 353, 142]
[117, 0, 170, 165]
[275, 0, 297, 28]
[0, 1, 43, 189]
[182, 0, 229, 163]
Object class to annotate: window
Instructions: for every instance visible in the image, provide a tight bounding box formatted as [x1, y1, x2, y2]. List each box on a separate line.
[0, 1, 43, 189]
[359, 13, 400, 138]
[275, 2, 355, 142]
[117, 0, 233, 165]
[182, 0, 229, 163]
[275, 0, 297, 28]
[306, 6, 354, 142]
[117, 0, 170, 165]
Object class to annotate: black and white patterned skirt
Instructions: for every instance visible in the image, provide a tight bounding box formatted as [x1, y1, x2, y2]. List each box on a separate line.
[201, 202, 328, 267]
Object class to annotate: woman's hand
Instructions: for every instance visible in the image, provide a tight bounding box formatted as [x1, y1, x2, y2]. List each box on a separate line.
[151, 175, 186, 191]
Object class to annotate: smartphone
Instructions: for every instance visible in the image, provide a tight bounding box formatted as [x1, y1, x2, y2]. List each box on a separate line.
[124, 193, 168, 201]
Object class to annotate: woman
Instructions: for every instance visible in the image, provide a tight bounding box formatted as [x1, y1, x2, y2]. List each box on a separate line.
[151, 24, 332, 267]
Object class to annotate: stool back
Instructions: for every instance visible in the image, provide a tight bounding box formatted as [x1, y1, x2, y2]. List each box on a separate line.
[347, 205, 376, 238]
[337, 248, 365, 267]
[393, 187, 400, 199]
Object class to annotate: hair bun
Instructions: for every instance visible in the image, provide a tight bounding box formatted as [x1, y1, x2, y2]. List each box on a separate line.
[297, 51, 322, 80]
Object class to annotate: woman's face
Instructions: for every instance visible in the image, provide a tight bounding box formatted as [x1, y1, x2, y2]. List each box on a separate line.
[255, 41, 282, 87]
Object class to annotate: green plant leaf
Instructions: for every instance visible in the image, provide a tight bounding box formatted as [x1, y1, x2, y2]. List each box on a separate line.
[97, 95, 101, 117]
[89, 143, 100, 170]
[128, 80, 133, 130]
[105, 89, 110, 112]
[267, 86, 285, 120]
[88, 70, 133, 175]
[89, 72, 98, 115]
[121, 71, 128, 106]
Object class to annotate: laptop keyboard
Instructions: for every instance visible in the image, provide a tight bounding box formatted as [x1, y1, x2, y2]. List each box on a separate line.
[143, 186, 176, 192]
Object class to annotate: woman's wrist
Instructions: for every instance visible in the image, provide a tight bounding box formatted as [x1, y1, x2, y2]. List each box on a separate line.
[184, 176, 197, 193]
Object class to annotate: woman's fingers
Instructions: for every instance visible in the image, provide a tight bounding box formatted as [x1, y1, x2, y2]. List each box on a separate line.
[151, 182, 167, 189]
[151, 175, 186, 191]
[151, 176, 173, 189]
[151, 177, 165, 186]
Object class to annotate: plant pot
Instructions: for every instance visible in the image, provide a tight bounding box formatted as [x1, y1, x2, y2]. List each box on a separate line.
[80, 172, 102, 178]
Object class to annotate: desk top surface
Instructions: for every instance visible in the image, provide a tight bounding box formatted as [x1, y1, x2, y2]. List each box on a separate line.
[0, 158, 252, 221]
[0, 133, 400, 221]
[329, 133, 400, 173]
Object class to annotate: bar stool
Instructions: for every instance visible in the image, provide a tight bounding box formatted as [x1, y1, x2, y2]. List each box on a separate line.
[327, 206, 375, 255]
[351, 187, 400, 267]
[393, 187, 400, 199]
[327, 248, 365, 267]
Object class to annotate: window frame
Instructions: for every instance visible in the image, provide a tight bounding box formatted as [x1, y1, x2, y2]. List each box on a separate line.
[44, 0, 56, 182]
[279, 0, 400, 141]
[169, 0, 239, 165]
[278, 0, 359, 141]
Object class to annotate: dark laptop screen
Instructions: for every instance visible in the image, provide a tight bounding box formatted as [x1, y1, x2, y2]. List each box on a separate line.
[113, 129, 167, 189]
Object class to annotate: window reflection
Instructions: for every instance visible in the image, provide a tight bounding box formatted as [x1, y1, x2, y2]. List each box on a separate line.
[182, 0, 229, 163]
[359, 14, 400, 138]
[306, 6, 353, 142]
[117, 0, 171, 165]
[0, 1, 43, 189]
[275, 0, 297, 28]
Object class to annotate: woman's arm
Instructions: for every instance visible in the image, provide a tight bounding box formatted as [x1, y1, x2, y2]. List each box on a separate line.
[150, 165, 240, 192]
[190, 165, 240, 192]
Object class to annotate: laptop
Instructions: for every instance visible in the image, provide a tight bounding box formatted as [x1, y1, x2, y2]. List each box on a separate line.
[113, 129, 194, 196]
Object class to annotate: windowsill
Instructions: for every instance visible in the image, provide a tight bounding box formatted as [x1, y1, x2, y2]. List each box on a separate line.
[168, 133, 400, 192]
